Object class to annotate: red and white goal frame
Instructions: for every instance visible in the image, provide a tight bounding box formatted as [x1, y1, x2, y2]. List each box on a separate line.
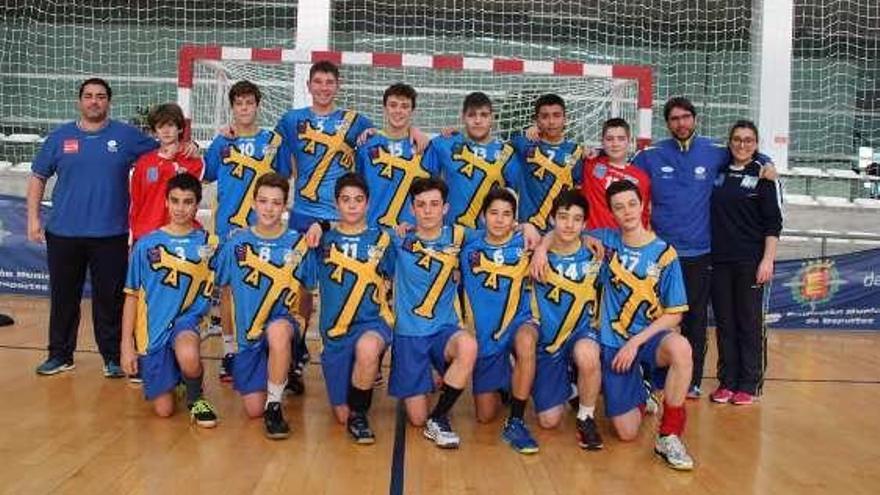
[177, 44, 653, 148]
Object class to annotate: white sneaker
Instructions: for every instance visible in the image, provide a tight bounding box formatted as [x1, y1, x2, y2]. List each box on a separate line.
[423, 417, 460, 449]
[655, 434, 695, 471]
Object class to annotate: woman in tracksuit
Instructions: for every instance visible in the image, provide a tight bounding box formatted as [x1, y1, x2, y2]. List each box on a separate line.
[709, 120, 782, 406]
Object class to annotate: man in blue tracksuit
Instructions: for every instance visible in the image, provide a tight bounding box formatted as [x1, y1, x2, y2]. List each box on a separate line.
[28, 78, 160, 377]
[632, 97, 773, 398]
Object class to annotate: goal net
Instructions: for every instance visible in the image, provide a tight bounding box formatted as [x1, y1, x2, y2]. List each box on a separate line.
[181, 47, 652, 150]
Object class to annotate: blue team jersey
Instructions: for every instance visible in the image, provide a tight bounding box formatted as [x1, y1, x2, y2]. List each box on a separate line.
[387, 225, 466, 337]
[300, 226, 394, 343]
[356, 132, 433, 228]
[214, 228, 309, 349]
[203, 129, 286, 239]
[595, 229, 689, 349]
[275, 107, 373, 221]
[460, 230, 532, 356]
[424, 134, 522, 229]
[531, 245, 600, 355]
[124, 228, 215, 355]
[32, 120, 158, 237]
[510, 134, 583, 231]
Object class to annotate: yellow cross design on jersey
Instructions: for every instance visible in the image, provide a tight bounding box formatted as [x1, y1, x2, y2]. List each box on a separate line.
[237, 237, 308, 340]
[150, 245, 214, 312]
[324, 232, 393, 337]
[372, 146, 429, 228]
[223, 132, 282, 228]
[471, 250, 529, 341]
[410, 226, 464, 319]
[607, 249, 674, 340]
[540, 263, 598, 354]
[299, 111, 357, 201]
[526, 145, 581, 230]
[453, 143, 513, 228]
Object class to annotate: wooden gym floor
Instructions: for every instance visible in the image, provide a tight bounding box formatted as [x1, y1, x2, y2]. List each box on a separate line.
[0, 294, 878, 495]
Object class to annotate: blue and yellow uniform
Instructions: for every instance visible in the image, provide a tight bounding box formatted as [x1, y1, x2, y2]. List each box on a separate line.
[530, 245, 600, 412]
[424, 134, 522, 229]
[510, 134, 583, 232]
[300, 226, 394, 406]
[386, 225, 466, 399]
[203, 129, 286, 240]
[356, 133, 434, 229]
[594, 228, 689, 416]
[124, 228, 215, 400]
[214, 228, 309, 394]
[274, 108, 373, 230]
[460, 230, 534, 394]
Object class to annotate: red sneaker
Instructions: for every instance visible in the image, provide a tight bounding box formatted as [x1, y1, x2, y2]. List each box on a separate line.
[710, 388, 734, 404]
[731, 391, 755, 405]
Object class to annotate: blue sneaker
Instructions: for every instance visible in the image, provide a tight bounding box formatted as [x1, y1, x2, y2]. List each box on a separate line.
[502, 417, 539, 454]
[35, 357, 75, 376]
[103, 362, 125, 379]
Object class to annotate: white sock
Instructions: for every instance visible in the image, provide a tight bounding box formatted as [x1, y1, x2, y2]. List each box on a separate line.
[222, 335, 235, 355]
[265, 381, 286, 407]
[577, 404, 595, 421]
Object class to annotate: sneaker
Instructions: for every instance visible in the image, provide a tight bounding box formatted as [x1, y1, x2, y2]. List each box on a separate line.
[710, 387, 734, 404]
[174, 382, 186, 400]
[644, 379, 661, 415]
[285, 369, 305, 396]
[205, 316, 223, 337]
[423, 416, 460, 449]
[35, 357, 75, 376]
[731, 391, 755, 405]
[655, 434, 695, 471]
[501, 417, 539, 454]
[263, 402, 290, 440]
[103, 362, 126, 379]
[686, 385, 702, 400]
[128, 371, 143, 384]
[189, 398, 219, 428]
[576, 417, 604, 450]
[347, 412, 376, 445]
[219, 353, 234, 383]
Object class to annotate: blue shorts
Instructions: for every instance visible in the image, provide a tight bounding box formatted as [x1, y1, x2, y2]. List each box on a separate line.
[389, 325, 460, 399]
[532, 328, 597, 413]
[138, 317, 200, 401]
[289, 211, 325, 233]
[472, 317, 536, 395]
[473, 351, 512, 395]
[601, 330, 672, 417]
[321, 321, 392, 406]
[232, 315, 298, 395]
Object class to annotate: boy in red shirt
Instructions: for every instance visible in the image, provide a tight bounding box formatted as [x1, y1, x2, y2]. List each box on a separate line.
[581, 118, 651, 230]
[130, 103, 204, 242]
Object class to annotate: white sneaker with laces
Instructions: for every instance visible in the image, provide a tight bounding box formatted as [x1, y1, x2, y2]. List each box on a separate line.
[423, 417, 460, 449]
[655, 434, 695, 470]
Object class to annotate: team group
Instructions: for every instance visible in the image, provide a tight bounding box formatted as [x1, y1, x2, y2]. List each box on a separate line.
[28, 60, 783, 473]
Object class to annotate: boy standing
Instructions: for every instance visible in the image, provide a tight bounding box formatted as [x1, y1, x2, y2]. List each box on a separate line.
[129, 103, 204, 242]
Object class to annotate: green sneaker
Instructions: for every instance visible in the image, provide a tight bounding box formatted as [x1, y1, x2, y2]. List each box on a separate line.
[189, 398, 218, 428]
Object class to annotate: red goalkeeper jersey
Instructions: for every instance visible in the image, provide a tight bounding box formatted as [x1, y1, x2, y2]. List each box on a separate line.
[581, 155, 652, 230]
[129, 149, 204, 241]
